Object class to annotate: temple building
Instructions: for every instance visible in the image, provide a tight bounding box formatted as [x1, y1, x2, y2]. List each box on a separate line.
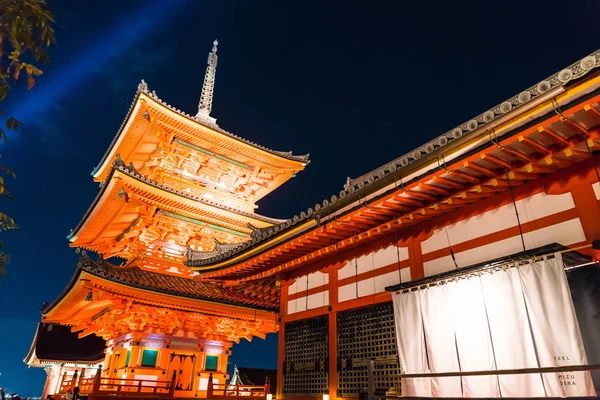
[25, 323, 106, 399]
[26, 40, 307, 399]
[185, 50, 600, 398]
[26, 41, 600, 399]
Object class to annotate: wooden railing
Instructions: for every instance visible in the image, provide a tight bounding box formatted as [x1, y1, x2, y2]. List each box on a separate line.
[56, 366, 177, 398]
[94, 377, 174, 396]
[208, 373, 270, 400]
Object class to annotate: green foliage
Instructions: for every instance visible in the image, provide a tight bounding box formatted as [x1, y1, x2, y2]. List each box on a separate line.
[0, 0, 55, 140]
[0, 0, 55, 282]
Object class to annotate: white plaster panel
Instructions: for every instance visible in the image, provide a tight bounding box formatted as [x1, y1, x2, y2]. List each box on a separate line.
[308, 271, 329, 289]
[287, 291, 329, 314]
[288, 271, 329, 297]
[287, 299, 297, 315]
[199, 378, 209, 390]
[424, 218, 586, 277]
[593, 182, 600, 200]
[373, 245, 409, 267]
[374, 269, 412, 293]
[134, 375, 157, 387]
[308, 290, 329, 309]
[337, 268, 411, 303]
[287, 281, 298, 296]
[338, 245, 408, 280]
[421, 192, 575, 254]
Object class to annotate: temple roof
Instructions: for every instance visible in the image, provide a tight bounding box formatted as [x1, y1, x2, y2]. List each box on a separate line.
[43, 254, 279, 314]
[92, 80, 309, 183]
[69, 157, 283, 262]
[70, 157, 281, 241]
[24, 323, 106, 367]
[185, 48, 600, 276]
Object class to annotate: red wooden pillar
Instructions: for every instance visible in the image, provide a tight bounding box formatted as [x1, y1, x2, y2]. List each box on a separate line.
[276, 279, 290, 400]
[93, 365, 102, 393]
[59, 371, 67, 393]
[327, 266, 339, 400]
[70, 370, 79, 390]
[407, 236, 425, 280]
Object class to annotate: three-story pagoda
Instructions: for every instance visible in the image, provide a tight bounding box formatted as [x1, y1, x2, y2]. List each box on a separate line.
[26, 40, 308, 399]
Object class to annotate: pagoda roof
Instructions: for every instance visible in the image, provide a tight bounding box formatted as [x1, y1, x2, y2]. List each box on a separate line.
[71, 157, 281, 241]
[24, 322, 105, 367]
[185, 49, 600, 279]
[69, 157, 283, 261]
[92, 80, 309, 184]
[43, 254, 279, 315]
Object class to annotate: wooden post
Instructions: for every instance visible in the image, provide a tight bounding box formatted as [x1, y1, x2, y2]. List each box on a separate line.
[207, 372, 214, 398]
[265, 376, 270, 397]
[169, 371, 177, 396]
[59, 371, 68, 394]
[93, 365, 102, 393]
[70, 370, 79, 390]
[367, 360, 375, 400]
[79, 368, 86, 391]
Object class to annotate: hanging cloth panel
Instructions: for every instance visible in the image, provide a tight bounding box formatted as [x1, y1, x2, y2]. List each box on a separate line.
[418, 285, 462, 397]
[518, 253, 595, 397]
[392, 291, 432, 397]
[446, 278, 500, 398]
[480, 268, 546, 397]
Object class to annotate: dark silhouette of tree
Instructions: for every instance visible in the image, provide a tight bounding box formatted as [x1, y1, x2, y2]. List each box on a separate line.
[0, 0, 55, 279]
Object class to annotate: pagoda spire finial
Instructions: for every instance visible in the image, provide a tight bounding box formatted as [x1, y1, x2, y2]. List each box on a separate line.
[195, 39, 219, 122]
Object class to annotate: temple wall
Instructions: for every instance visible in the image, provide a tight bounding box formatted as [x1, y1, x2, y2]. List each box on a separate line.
[278, 164, 600, 399]
[103, 331, 231, 397]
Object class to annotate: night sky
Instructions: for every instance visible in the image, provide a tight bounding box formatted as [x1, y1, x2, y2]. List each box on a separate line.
[1, 0, 600, 395]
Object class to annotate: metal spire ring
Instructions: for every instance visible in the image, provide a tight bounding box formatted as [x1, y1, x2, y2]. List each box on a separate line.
[195, 39, 219, 121]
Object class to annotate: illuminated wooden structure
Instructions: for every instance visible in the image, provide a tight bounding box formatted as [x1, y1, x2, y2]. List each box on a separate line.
[68, 39, 308, 271]
[185, 50, 600, 398]
[28, 41, 307, 399]
[25, 323, 106, 400]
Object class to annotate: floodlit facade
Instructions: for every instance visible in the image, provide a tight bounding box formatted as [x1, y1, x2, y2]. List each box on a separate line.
[26, 42, 600, 399]
[186, 49, 600, 399]
[26, 41, 306, 399]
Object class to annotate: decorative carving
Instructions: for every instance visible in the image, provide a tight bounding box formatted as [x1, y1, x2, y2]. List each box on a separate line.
[137, 79, 149, 92]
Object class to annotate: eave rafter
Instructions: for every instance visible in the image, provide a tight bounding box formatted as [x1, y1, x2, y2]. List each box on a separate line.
[43, 261, 280, 342]
[198, 99, 600, 283]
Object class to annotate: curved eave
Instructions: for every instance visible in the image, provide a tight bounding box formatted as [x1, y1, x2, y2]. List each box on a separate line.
[24, 323, 42, 365]
[188, 58, 600, 280]
[69, 164, 282, 247]
[43, 260, 278, 325]
[187, 219, 317, 270]
[116, 165, 282, 225]
[27, 358, 104, 368]
[92, 84, 309, 183]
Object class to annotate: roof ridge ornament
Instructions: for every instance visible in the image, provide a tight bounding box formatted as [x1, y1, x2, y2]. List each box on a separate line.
[195, 39, 219, 124]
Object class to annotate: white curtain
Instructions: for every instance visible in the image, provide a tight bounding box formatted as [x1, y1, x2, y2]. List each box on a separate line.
[392, 290, 431, 397]
[518, 254, 595, 397]
[446, 278, 499, 397]
[480, 268, 546, 397]
[392, 253, 595, 398]
[418, 285, 462, 397]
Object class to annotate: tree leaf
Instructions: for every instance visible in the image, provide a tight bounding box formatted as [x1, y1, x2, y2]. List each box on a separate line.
[12, 62, 21, 80]
[0, 165, 16, 179]
[27, 73, 34, 90]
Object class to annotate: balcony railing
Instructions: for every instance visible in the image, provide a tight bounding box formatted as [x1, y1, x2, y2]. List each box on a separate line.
[56, 369, 270, 399]
[56, 367, 176, 397]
